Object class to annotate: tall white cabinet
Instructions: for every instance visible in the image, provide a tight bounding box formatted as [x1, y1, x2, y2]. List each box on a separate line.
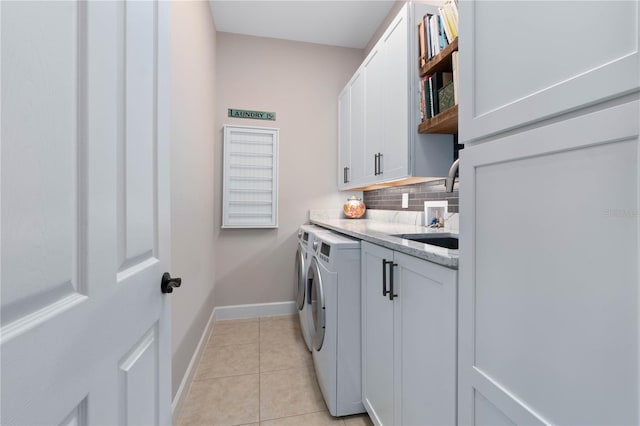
[459, 1, 640, 424]
[338, 2, 453, 190]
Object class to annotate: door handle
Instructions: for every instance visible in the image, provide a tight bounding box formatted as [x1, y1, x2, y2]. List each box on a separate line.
[378, 153, 383, 175]
[388, 261, 398, 300]
[161, 272, 182, 294]
[382, 259, 392, 296]
[374, 154, 379, 175]
[344, 166, 350, 183]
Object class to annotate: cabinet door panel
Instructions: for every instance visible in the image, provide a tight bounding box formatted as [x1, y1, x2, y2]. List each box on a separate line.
[338, 86, 350, 189]
[381, 9, 409, 181]
[460, 0, 640, 143]
[459, 100, 640, 425]
[350, 72, 365, 185]
[394, 252, 457, 426]
[363, 48, 385, 181]
[361, 242, 395, 426]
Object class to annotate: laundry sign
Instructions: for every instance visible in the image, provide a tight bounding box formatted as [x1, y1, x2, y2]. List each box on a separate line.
[228, 108, 276, 121]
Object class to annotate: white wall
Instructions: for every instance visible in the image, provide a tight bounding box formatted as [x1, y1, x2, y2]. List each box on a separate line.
[214, 33, 363, 306]
[170, 0, 217, 399]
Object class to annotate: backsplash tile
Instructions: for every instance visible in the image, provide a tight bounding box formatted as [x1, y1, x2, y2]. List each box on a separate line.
[363, 181, 459, 213]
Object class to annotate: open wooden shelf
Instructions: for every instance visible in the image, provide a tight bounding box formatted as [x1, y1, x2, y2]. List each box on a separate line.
[421, 37, 458, 76]
[418, 104, 458, 134]
[418, 36, 458, 134]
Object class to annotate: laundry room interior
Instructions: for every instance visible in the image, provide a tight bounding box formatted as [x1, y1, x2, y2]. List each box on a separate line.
[2, 0, 639, 425]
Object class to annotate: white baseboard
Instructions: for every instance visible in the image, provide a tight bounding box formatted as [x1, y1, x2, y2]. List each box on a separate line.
[171, 306, 216, 423]
[214, 301, 296, 321]
[171, 300, 295, 421]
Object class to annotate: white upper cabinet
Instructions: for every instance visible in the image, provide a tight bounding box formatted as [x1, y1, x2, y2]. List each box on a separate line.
[459, 0, 640, 144]
[339, 2, 453, 190]
[378, 10, 409, 181]
[338, 85, 351, 189]
[350, 71, 365, 185]
[339, 69, 366, 190]
[363, 45, 386, 182]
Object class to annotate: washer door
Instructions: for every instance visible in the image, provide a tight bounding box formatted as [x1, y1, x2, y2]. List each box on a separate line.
[308, 257, 326, 351]
[295, 243, 305, 311]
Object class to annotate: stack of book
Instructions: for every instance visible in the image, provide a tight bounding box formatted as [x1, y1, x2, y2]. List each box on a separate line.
[418, 0, 459, 65]
[419, 72, 453, 121]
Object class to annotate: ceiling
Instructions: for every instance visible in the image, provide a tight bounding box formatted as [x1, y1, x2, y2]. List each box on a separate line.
[209, 1, 397, 49]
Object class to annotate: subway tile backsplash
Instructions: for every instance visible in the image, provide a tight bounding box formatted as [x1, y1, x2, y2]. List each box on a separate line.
[363, 180, 459, 213]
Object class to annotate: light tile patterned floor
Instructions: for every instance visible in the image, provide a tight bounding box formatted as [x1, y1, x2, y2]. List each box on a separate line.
[177, 314, 373, 426]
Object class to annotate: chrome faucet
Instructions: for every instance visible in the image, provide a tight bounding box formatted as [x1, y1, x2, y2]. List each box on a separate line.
[445, 158, 459, 192]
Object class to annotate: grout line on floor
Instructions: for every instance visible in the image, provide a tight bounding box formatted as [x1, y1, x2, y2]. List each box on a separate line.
[192, 371, 259, 382]
[260, 408, 328, 423]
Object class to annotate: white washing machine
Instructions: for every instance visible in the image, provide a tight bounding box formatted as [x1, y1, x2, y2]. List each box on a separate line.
[295, 224, 331, 352]
[307, 231, 365, 417]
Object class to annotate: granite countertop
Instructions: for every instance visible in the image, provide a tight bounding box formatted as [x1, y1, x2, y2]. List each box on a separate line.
[309, 210, 459, 269]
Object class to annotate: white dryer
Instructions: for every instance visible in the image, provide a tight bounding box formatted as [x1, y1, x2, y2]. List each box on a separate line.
[295, 224, 331, 352]
[307, 231, 365, 417]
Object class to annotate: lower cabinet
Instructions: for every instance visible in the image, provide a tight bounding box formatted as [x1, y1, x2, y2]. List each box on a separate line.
[361, 241, 457, 426]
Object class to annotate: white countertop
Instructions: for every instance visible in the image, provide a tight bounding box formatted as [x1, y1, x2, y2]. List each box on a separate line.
[309, 211, 459, 269]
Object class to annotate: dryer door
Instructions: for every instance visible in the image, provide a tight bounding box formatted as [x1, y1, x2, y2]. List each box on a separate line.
[308, 257, 326, 351]
[295, 242, 306, 310]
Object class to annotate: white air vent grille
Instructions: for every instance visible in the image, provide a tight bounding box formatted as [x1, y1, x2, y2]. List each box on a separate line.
[222, 125, 279, 228]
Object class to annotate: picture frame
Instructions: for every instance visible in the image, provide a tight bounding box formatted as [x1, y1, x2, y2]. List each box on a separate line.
[424, 200, 448, 226]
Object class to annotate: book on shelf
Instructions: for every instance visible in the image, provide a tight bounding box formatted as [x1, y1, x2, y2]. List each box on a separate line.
[424, 14, 433, 59]
[439, 82, 455, 113]
[439, 7, 453, 44]
[420, 1, 458, 63]
[420, 72, 454, 122]
[441, 0, 458, 40]
[452, 51, 459, 105]
[418, 19, 426, 68]
[438, 15, 447, 49]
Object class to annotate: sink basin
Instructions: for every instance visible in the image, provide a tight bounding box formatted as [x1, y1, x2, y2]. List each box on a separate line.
[392, 233, 459, 250]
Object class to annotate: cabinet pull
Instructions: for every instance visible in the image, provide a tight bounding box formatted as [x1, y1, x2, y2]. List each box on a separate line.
[388, 261, 398, 300]
[344, 166, 349, 183]
[382, 259, 392, 296]
[374, 154, 379, 175]
[378, 153, 383, 174]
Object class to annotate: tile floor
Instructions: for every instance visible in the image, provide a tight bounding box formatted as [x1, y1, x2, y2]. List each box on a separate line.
[177, 314, 373, 426]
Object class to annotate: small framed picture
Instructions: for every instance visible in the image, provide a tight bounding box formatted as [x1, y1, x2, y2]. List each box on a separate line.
[424, 201, 448, 226]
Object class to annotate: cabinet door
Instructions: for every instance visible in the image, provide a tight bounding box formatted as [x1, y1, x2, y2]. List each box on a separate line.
[349, 71, 365, 186]
[338, 85, 351, 189]
[380, 6, 409, 181]
[459, 0, 640, 144]
[361, 241, 395, 426]
[394, 252, 457, 426]
[363, 46, 385, 182]
[459, 100, 640, 424]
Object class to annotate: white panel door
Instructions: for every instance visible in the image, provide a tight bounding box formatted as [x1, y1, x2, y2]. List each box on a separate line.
[349, 71, 365, 187]
[459, 100, 640, 424]
[338, 85, 351, 189]
[338, 69, 365, 190]
[1, 1, 172, 424]
[459, 0, 640, 144]
[361, 242, 395, 426]
[380, 6, 409, 181]
[363, 47, 385, 182]
[394, 252, 457, 426]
